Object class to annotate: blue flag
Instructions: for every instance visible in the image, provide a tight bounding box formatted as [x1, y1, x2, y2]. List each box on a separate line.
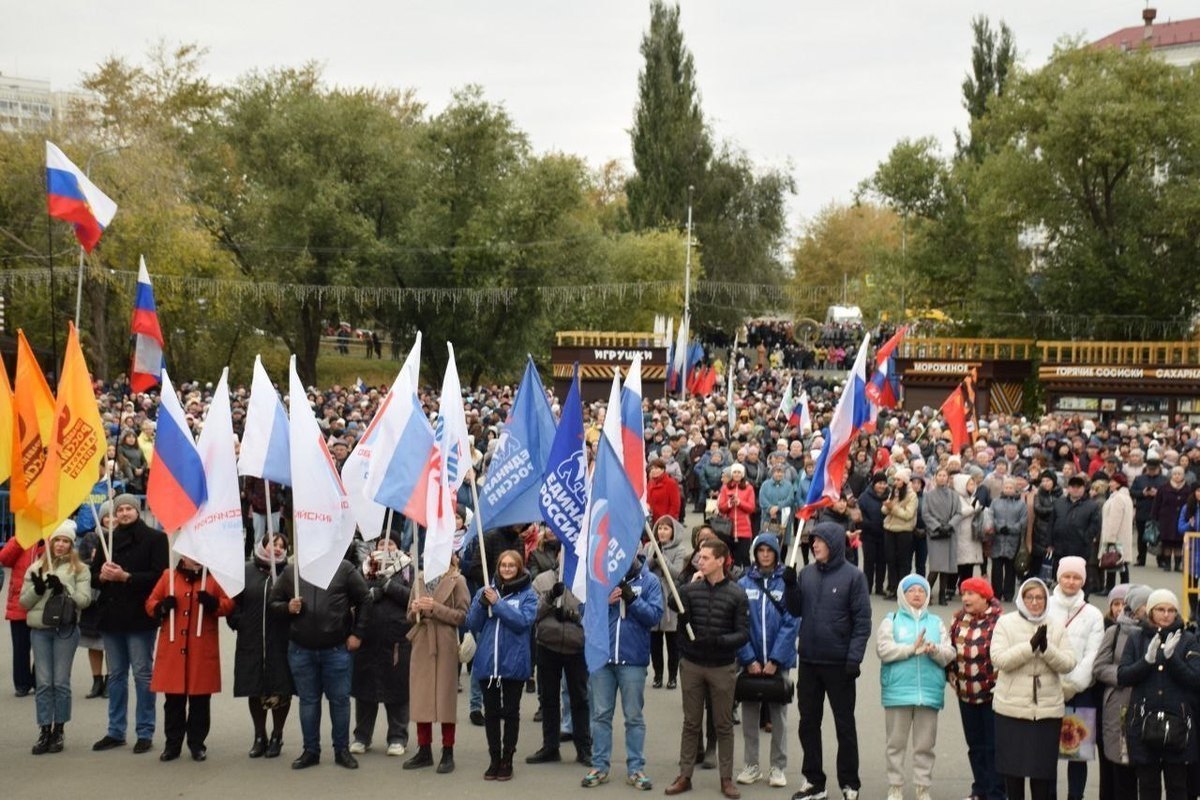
[477, 356, 556, 530]
[539, 365, 588, 588]
[583, 436, 647, 673]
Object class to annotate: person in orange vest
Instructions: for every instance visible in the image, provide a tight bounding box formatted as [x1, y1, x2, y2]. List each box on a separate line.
[145, 556, 234, 762]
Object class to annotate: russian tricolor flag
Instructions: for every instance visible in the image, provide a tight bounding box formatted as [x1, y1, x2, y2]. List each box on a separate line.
[619, 355, 646, 502]
[130, 257, 165, 393]
[147, 369, 208, 533]
[367, 339, 437, 525]
[46, 141, 117, 253]
[865, 326, 908, 426]
[237, 355, 291, 486]
[800, 336, 872, 519]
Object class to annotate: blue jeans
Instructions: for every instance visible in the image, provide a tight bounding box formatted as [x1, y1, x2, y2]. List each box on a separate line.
[560, 674, 573, 734]
[288, 642, 352, 754]
[958, 700, 1004, 800]
[103, 630, 157, 740]
[31, 627, 79, 725]
[470, 672, 483, 713]
[589, 664, 647, 776]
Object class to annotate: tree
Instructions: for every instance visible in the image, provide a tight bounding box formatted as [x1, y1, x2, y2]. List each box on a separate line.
[791, 202, 900, 319]
[957, 16, 1016, 160]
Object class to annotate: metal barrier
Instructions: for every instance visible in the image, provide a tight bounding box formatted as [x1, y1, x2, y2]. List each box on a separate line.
[1185, 532, 1200, 621]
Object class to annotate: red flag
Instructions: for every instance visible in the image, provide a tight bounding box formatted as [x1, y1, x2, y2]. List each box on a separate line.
[940, 379, 971, 452]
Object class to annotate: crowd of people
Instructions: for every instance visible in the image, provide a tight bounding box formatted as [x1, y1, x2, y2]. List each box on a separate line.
[3, 352, 1200, 799]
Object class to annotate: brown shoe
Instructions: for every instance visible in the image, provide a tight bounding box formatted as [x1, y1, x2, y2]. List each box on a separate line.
[719, 778, 741, 799]
[664, 776, 692, 795]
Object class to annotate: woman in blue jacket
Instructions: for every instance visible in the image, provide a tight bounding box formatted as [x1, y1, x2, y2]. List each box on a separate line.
[876, 574, 955, 800]
[466, 549, 538, 782]
[735, 534, 800, 789]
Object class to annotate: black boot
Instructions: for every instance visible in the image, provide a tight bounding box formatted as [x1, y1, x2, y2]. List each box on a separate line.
[403, 744, 434, 770]
[248, 735, 267, 758]
[496, 750, 514, 781]
[48, 724, 64, 753]
[32, 725, 52, 755]
[484, 751, 501, 780]
[437, 746, 455, 774]
[86, 676, 105, 699]
[264, 733, 283, 758]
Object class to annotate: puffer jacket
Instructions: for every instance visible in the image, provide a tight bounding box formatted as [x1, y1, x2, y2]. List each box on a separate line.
[532, 567, 583, 654]
[990, 494, 1028, 561]
[882, 489, 919, 533]
[1051, 494, 1103, 559]
[0, 539, 42, 621]
[466, 572, 537, 680]
[736, 534, 799, 670]
[641, 516, 688, 633]
[1118, 621, 1200, 765]
[783, 522, 872, 667]
[877, 592, 954, 710]
[758, 478, 795, 520]
[1093, 613, 1139, 765]
[268, 560, 371, 650]
[19, 555, 92, 629]
[1100, 487, 1135, 557]
[678, 569, 748, 667]
[1031, 487, 1060, 553]
[948, 598, 1003, 704]
[717, 479, 756, 541]
[990, 609, 1077, 720]
[1046, 584, 1104, 699]
[603, 558, 664, 667]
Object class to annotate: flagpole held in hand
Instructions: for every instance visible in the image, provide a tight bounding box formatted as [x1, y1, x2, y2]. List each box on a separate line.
[105, 461, 116, 562]
[642, 520, 693, 641]
[383, 508, 393, 544]
[409, 519, 422, 623]
[264, 480, 276, 585]
[195, 566, 207, 637]
[786, 508, 803, 570]
[88, 502, 113, 562]
[468, 475, 493, 617]
[167, 535, 176, 643]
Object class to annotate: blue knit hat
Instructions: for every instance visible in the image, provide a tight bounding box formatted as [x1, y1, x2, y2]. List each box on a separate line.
[899, 574, 931, 596]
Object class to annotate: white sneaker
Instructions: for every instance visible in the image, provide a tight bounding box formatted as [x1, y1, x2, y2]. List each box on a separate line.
[737, 764, 762, 785]
[841, 789, 859, 800]
[791, 783, 827, 800]
[348, 741, 368, 754]
[768, 766, 787, 787]
[914, 788, 931, 800]
[387, 742, 406, 757]
[887, 786, 903, 800]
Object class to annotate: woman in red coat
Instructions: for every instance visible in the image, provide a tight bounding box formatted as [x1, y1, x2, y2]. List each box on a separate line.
[145, 556, 234, 762]
[646, 458, 682, 525]
[717, 463, 757, 567]
[0, 537, 43, 695]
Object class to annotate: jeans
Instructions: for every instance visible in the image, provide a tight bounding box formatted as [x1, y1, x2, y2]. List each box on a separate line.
[796, 662, 859, 791]
[102, 630, 157, 740]
[31, 627, 79, 725]
[958, 700, 1004, 800]
[589, 663, 647, 776]
[560, 673, 573, 734]
[288, 642, 352, 754]
[469, 672, 483, 713]
[11, 619, 33, 692]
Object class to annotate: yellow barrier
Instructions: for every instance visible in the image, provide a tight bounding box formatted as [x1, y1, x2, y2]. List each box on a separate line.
[1185, 532, 1200, 621]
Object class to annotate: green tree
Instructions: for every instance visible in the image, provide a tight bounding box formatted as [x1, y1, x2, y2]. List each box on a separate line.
[791, 202, 900, 320]
[957, 16, 1016, 160]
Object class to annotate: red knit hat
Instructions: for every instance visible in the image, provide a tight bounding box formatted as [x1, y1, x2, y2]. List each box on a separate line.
[960, 576, 995, 601]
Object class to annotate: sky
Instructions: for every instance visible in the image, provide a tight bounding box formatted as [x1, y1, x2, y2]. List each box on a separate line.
[5, 1, 1193, 234]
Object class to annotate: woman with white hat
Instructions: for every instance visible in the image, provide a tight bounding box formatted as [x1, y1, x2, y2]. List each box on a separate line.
[19, 521, 93, 754]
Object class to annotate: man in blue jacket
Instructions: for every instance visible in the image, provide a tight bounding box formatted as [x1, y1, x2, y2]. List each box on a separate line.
[581, 555, 663, 791]
[782, 522, 871, 800]
[736, 534, 800, 789]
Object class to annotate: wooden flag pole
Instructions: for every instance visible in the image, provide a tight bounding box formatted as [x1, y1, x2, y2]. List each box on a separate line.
[383, 508, 394, 544]
[467, 476, 492, 617]
[195, 566, 208, 637]
[642, 521, 693, 641]
[786, 507, 804, 570]
[104, 461, 116, 561]
[87, 502, 113, 562]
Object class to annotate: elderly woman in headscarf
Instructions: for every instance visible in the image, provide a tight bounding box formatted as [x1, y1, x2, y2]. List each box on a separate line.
[922, 468, 960, 606]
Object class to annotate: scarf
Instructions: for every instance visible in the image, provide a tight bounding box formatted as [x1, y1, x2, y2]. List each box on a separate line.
[1016, 577, 1049, 623]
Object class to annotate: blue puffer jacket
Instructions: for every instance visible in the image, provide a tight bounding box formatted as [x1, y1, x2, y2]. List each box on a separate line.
[601, 558, 664, 667]
[877, 577, 953, 710]
[466, 572, 538, 681]
[758, 479, 795, 518]
[783, 522, 872, 666]
[737, 534, 799, 670]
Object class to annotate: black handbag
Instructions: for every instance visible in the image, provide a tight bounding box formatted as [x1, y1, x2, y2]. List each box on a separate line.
[734, 672, 794, 704]
[1136, 703, 1191, 754]
[42, 592, 78, 630]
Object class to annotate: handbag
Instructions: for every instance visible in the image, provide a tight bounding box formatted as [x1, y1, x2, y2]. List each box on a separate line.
[972, 507, 995, 543]
[734, 671, 794, 705]
[1135, 702, 1191, 754]
[458, 631, 477, 664]
[1099, 544, 1124, 571]
[1039, 549, 1055, 583]
[1059, 705, 1097, 761]
[1143, 520, 1161, 546]
[707, 514, 734, 541]
[42, 591, 78, 630]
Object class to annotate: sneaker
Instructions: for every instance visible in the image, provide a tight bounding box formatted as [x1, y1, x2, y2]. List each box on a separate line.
[768, 767, 787, 788]
[840, 789, 859, 800]
[790, 784, 827, 800]
[915, 787, 932, 800]
[737, 765, 762, 785]
[387, 742, 406, 757]
[349, 741, 368, 754]
[627, 772, 652, 791]
[581, 770, 610, 788]
[887, 787, 903, 800]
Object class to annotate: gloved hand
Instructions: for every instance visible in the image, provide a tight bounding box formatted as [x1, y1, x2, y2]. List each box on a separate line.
[45, 575, 64, 595]
[197, 591, 219, 614]
[1163, 630, 1183, 659]
[550, 582, 565, 599]
[782, 566, 797, 586]
[157, 595, 178, 619]
[845, 662, 861, 679]
[620, 582, 636, 605]
[1030, 624, 1048, 653]
[1145, 634, 1162, 664]
[29, 573, 47, 596]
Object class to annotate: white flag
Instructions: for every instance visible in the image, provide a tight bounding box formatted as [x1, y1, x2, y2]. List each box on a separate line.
[425, 342, 471, 580]
[175, 369, 247, 596]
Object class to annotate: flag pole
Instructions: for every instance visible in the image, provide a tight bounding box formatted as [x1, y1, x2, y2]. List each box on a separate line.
[642, 520, 693, 641]
[383, 508, 393, 544]
[73, 245, 85, 330]
[88, 502, 113, 562]
[195, 566, 207, 637]
[46, 217, 58, 391]
[409, 519, 422, 624]
[467, 475, 492, 617]
[167, 535, 176, 643]
[104, 462, 116, 561]
[292, 521, 301, 597]
[263, 480, 275, 585]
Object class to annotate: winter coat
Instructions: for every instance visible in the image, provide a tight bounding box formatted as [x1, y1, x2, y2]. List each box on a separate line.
[736, 535, 799, 671]
[352, 563, 413, 704]
[953, 478, 983, 566]
[1152, 481, 1190, 546]
[602, 559, 664, 667]
[647, 473, 682, 526]
[758, 478, 795, 521]
[717, 480, 756, 540]
[1131, 471, 1167, 523]
[641, 515, 688, 633]
[1045, 585, 1104, 699]
[783, 522, 872, 667]
[923, 485, 961, 575]
[700, 459, 727, 498]
[882, 489, 919, 533]
[877, 597, 954, 710]
[19, 554, 92, 629]
[1051, 495, 1103, 560]
[228, 559, 293, 698]
[1030, 487, 1060, 553]
[1177, 503, 1200, 537]
[269, 561, 371, 650]
[466, 572, 538, 681]
[948, 598, 1003, 704]
[990, 611, 1077, 721]
[0, 539, 42, 621]
[678, 572, 748, 666]
[1100, 487, 1135, 558]
[532, 567, 583, 654]
[1117, 621, 1200, 765]
[407, 570, 469, 723]
[990, 494, 1028, 561]
[857, 486, 887, 540]
[1092, 615, 1139, 765]
[146, 569, 235, 695]
[90, 518, 169, 633]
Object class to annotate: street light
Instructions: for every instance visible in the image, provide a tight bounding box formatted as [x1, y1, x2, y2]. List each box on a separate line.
[74, 144, 128, 328]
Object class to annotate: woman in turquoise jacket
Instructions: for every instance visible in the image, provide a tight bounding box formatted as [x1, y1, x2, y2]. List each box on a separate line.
[876, 574, 955, 800]
[466, 549, 538, 782]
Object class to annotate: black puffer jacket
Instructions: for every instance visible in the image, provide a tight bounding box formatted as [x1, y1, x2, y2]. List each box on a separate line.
[229, 558, 294, 697]
[1117, 621, 1200, 765]
[678, 574, 748, 666]
[783, 522, 872, 667]
[269, 560, 371, 650]
[90, 517, 169, 633]
[352, 564, 412, 704]
[1050, 495, 1101, 560]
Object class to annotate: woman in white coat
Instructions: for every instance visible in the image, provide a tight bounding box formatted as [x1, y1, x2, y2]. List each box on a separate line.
[952, 474, 983, 587]
[1046, 556, 1104, 800]
[1100, 473, 1135, 589]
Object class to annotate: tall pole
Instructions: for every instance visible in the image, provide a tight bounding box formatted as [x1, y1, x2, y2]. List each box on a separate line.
[74, 145, 126, 330]
[47, 217, 58, 390]
[683, 185, 694, 319]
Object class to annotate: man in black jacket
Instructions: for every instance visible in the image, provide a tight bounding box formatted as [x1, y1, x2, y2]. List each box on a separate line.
[665, 539, 749, 800]
[270, 557, 371, 770]
[90, 494, 169, 754]
[856, 473, 889, 595]
[1050, 475, 1102, 586]
[1130, 457, 1167, 566]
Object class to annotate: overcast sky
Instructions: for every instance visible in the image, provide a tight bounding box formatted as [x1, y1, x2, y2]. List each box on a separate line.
[5, 1, 1192, 233]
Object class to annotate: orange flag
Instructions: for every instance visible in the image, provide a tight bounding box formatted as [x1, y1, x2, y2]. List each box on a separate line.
[34, 323, 105, 534]
[11, 330, 56, 545]
[0, 351, 12, 486]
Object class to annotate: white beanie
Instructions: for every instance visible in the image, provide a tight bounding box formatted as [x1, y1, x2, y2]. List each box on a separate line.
[1147, 588, 1180, 613]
